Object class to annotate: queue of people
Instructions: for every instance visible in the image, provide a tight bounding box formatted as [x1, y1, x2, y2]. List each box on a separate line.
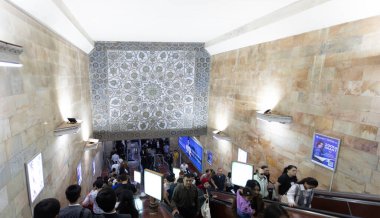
[34, 173, 139, 218]
[164, 163, 319, 218]
[32, 137, 318, 218]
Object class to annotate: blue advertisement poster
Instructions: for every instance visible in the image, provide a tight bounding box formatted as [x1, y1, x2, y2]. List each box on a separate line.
[311, 133, 341, 171]
[178, 136, 203, 172]
[207, 150, 212, 165]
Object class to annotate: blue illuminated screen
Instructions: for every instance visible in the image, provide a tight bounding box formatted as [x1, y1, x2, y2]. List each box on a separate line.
[178, 136, 203, 172]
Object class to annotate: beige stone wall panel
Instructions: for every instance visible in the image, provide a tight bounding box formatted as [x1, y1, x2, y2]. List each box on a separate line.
[207, 15, 380, 194]
[0, 1, 96, 216]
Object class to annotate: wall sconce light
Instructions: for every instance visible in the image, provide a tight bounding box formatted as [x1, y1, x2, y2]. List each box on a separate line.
[67, 118, 78, 124]
[212, 129, 232, 141]
[54, 118, 82, 136]
[256, 109, 292, 124]
[85, 138, 100, 150]
[0, 40, 23, 67]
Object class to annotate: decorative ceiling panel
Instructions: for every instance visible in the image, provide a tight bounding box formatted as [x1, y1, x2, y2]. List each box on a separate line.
[89, 42, 210, 140]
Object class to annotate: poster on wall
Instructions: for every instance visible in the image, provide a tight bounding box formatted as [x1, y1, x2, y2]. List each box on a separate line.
[237, 148, 247, 163]
[77, 162, 82, 185]
[25, 153, 44, 204]
[311, 133, 341, 171]
[207, 150, 213, 165]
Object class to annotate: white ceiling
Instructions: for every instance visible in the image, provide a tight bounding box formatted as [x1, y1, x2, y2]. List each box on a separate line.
[5, 0, 380, 54]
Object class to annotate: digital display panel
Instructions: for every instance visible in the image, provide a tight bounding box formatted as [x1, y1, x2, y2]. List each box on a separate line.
[134, 170, 141, 184]
[238, 148, 247, 163]
[77, 162, 82, 185]
[144, 169, 163, 200]
[173, 167, 181, 179]
[25, 153, 44, 204]
[231, 161, 253, 187]
[92, 160, 96, 176]
[178, 136, 203, 172]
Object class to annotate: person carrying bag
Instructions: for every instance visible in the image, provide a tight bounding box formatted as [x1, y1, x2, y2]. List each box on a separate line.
[201, 190, 211, 218]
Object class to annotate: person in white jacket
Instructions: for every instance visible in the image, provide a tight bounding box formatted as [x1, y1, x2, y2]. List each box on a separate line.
[253, 168, 269, 198]
[286, 177, 318, 208]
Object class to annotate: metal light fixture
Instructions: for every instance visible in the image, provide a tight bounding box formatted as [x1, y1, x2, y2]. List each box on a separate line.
[85, 138, 100, 150]
[54, 118, 82, 136]
[256, 109, 292, 124]
[212, 129, 232, 141]
[0, 40, 23, 67]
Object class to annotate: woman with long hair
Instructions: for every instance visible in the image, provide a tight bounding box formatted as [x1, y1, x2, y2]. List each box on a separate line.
[286, 177, 318, 208]
[116, 190, 139, 218]
[275, 165, 298, 200]
[248, 180, 264, 216]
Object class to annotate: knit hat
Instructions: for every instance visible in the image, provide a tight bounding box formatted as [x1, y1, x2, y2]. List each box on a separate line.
[241, 187, 252, 196]
[201, 178, 209, 184]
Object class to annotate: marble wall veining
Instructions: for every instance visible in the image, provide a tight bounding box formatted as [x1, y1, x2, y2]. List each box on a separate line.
[203, 15, 380, 195]
[0, 1, 100, 217]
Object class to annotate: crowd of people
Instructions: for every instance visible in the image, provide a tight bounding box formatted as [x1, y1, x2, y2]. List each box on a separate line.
[34, 173, 139, 218]
[33, 138, 319, 218]
[163, 163, 319, 218]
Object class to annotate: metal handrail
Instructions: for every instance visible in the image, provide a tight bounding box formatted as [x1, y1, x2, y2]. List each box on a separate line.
[208, 190, 359, 218]
[314, 190, 380, 202]
[314, 195, 380, 206]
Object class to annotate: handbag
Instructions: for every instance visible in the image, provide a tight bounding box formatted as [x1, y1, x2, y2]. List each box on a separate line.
[201, 197, 211, 218]
[280, 194, 289, 204]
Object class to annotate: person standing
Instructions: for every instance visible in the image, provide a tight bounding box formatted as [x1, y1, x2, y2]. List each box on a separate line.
[236, 188, 254, 218]
[171, 173, 199, 218]
[261, 165, 275, 199]
[180, 162, 189, 173]
[82, 179, 104, 215]
[96, 188, 131, 218]
[165, 151, 174, 174]
[116, 190, 139, 218]
[212, 168, 226, 191]
[34, 198, 60, 218]
[275, 165, 298, 201]
[261, 165, 271, 183]
[253, 168, 269, 198]
[286, 177, 318, 208]
[111, 152, 120, 164]
[59, 185, 92, 218]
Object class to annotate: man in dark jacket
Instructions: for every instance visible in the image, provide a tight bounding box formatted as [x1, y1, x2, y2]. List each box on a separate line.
[96, 188, 131, 218]
[171, 173, 199, 218]
[114, 174, 137, 199]
[59, 185, 92, 218]
[212, 168, 226, 191]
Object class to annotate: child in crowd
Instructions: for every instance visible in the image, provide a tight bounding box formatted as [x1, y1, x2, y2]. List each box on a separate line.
[236, 187, 254, 218]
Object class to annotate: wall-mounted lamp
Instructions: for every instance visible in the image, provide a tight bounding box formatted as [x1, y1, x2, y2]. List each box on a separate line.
[212, 129, 232, 141]
[256, 109, 292, 124]
[54, 118, 83, 136]
[0, 41, 23, 67]
[85, 138, 100, 150]
[67, 118, 78, 124]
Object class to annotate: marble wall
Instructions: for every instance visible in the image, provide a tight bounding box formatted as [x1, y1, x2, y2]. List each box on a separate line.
[0, 1, 100, 217]
[204, 15, 380, 195]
